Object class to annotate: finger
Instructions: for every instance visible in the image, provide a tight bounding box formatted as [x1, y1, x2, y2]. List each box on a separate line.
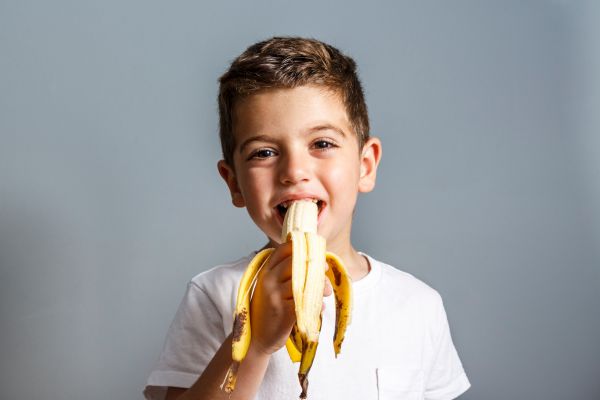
[261, 254, 292, 284]
[260, 257, 291, 285]
[269, 247, 294, 282]
[276, 258, 294, 283]
[281, 279, 293, 300]
[257, 260, 292, 297]
[265, 242, 293, 271]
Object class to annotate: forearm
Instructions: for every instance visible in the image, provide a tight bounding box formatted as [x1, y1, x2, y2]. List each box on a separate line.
[173, 334, 271, 400]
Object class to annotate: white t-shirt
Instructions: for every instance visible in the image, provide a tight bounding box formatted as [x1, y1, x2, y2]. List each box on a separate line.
[145, 253, 470, 400]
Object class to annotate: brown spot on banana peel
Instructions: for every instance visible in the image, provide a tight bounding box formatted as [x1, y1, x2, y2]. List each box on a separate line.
[221, 361, 240, 393]
[330, 261, 342, 287]
[222, 249, 274, 395]
[291, 323, 303, 353]
[333, 297, 342, 349]
[232, 309, 247, 343]
[298, 341, 317, 399]
[297, 339, 318, 399]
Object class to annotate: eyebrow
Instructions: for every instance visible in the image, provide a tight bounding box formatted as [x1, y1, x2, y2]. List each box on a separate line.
[309, 123, 348, 138]
[238, 135, 273, 155]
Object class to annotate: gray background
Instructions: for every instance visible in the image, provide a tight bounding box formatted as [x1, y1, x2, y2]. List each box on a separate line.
[1, 1, 599, 399]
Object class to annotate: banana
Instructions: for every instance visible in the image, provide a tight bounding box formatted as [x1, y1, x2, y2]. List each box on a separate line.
[286, 323, 303, 361]
[221, 248, 274, 392]
[325, 252, 353, 356]
[221, 200, 353, 399]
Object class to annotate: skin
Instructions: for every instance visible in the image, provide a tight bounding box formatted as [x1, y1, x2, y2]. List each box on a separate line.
[166, 85, 382, 399]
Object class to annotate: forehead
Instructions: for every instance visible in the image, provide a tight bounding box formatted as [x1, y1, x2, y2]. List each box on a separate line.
[231, 85, 352, 139]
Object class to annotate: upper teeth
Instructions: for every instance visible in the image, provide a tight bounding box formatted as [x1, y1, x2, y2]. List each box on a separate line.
[280, 199, 319, 209]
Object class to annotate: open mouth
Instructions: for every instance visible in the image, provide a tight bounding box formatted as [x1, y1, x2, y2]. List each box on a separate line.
[275, 199, 325, 220]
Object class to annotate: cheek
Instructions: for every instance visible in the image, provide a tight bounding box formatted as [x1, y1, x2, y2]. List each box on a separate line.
[239, 168, 262, 191]
[238, 169, 272, 207]
[325, 161, 359, 186]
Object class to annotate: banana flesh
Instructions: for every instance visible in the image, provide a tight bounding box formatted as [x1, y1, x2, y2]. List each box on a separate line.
[222, 200, 353, 399]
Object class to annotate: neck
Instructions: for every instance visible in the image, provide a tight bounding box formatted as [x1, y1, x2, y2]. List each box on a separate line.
[328, 242, 370, 282]
[324, 226, 370, 281]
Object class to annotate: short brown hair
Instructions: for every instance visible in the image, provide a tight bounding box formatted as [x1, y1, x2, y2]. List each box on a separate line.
[218, 36, 370, 166]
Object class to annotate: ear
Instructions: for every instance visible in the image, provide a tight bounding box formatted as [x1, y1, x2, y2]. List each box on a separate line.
[217, 160, 246, 208]
[358, 137, 382, 193]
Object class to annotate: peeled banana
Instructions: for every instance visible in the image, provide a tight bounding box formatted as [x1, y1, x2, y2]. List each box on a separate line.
[221, 200, 353, 399]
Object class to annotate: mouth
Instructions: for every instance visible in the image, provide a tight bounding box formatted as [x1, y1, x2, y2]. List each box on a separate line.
[275, 198, 325, 220]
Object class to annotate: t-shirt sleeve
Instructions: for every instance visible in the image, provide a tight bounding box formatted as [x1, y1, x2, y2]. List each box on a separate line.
[424, 294, 471, 400]
[144, 281, 227, 400]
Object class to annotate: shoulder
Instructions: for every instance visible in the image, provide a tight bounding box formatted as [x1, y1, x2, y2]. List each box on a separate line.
[364, 254, 445, 311]
[184, 253, 255, 307]
[189, 254, 252, 288]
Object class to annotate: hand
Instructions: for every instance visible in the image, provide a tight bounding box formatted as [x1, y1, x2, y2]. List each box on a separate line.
[249, 242, 296, 355]
[249, 243, 335, 355]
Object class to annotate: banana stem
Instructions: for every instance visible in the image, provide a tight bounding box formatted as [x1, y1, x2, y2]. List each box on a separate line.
[298, 373, 309, 399]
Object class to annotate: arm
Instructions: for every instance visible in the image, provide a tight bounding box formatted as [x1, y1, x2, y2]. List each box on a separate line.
[165, 334, 271, 400]
[166, 243, 296, 400]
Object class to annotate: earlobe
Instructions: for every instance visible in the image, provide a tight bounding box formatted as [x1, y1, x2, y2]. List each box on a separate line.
[358, 137, 382, 193]
[217, 160, 246, 208]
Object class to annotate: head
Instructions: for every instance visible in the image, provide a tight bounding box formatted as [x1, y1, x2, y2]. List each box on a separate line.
[216, 37, 381, 250]
[218, 36, 370, 167]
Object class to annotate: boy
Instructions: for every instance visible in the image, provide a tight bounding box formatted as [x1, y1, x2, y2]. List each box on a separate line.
[145, 37, 470, 400]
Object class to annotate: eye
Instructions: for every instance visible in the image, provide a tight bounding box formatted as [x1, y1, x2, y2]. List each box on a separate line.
[248, 148, 277, 160]
[312, 139, 337, 151]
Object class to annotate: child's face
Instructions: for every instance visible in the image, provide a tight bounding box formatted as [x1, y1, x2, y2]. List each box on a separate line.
[218, 85, 380, 249]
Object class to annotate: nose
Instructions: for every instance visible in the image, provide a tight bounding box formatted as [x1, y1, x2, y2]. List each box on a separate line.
[279, 150, 311, 185]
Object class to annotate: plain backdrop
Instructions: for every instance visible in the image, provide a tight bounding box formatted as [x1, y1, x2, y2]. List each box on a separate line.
[1, 1, 599, 399]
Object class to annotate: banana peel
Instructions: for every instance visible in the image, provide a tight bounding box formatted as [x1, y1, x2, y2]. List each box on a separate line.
[222, 200, 353, 399]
